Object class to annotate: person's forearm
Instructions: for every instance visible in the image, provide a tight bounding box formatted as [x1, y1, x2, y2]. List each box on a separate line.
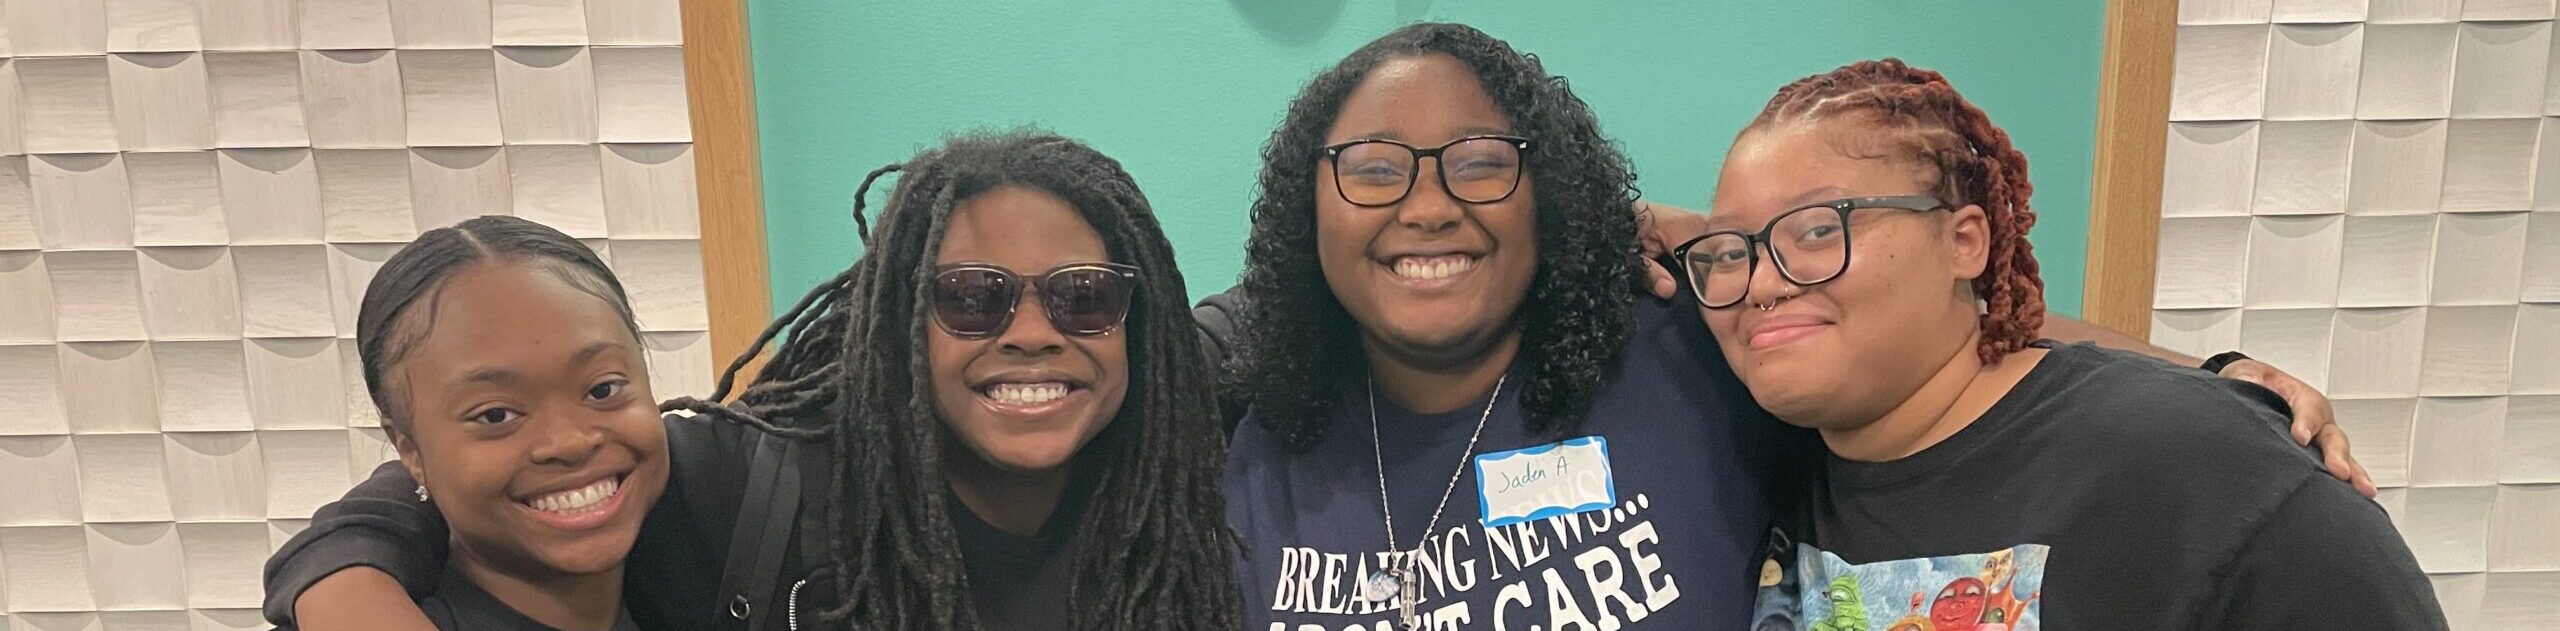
[293, 567, 439, 631]
[2041, 313, 2201, 366]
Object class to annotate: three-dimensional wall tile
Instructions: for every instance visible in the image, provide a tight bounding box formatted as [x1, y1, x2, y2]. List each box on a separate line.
[2332, 397, 2417, 487]
[399, 49, 506, 148]
[508, 144, 608, 237]
[71, 434, 173, 523]
[315, 149, 417, 243]
[150, 341, 252, 433]
[592, 47, 690, 143]
[107, 53, 215, 152]
[160, 432, 263, 521]
[0, 526, 96, 612]
[231, 245, 337, 338]
[2155, 216, 2254, 309]
[197, 0, 296, 51]
[388, 0, 493, 50]
[2411, 396, 2507, 486]
[105, 0, 201, 53]
[2358, 23, 2458, 119]
[2347, 119, 2448, 215]
[125, 152, 229, 247]
[2330, 308, 2428, 398]
[0, 252, 58, 344]
[47, 251, 148, 343]
[30, 154, 136, 251]
[133, 249, 245, 342]
[407, 147, 513, 231]
[296, 0, 395, 50]
[2337, 214, 2439, 307]
[215, 148, 324, 245]
[600, 143, 698, 238]
[0, 345, 69, 436]
[243, 337, 345, 430]
[204, 52, 308, 149]
[300, 50, 410, 150]
[20, 57, 121, 154]
[609, 239, 708, 331]
[175, 522, 267, 609]
[2452, 22, 2554, 118]
[56, 342, 159, 435]
[0, 438, 84, 526]
[495, 0, 590, 46]
[495, 46, 599, 144]
[2420, 305, 2519, 396]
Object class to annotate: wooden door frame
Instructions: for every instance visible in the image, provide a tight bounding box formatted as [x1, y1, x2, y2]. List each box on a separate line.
[682, 0, 772, 373]
[2082, 0, 2179, 339]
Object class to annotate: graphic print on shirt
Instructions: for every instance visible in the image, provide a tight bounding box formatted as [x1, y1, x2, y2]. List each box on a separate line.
[1260, 490, 1687, 631]
[1754, 538, 2047, 631]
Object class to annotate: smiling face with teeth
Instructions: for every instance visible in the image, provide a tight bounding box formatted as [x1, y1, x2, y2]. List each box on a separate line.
[1316, 53, 1540, 376]
[928, 186, 1131, 480]
[380, 261, 670, 584]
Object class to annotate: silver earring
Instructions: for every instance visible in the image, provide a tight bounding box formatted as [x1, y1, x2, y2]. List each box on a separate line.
[1975, 297, 1990, 315]
[415, 485, 430, 502]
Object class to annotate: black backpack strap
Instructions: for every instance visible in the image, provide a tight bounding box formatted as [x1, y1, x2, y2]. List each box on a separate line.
[714, 429, 806, 631]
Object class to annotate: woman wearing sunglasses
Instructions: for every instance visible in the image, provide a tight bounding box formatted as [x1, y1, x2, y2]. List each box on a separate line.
[267, 130, 1241, 630]
[1687, 59, 2441, 629]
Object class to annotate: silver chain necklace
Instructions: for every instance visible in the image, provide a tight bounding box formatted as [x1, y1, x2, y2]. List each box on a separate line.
[1363, 373, 1505, 631]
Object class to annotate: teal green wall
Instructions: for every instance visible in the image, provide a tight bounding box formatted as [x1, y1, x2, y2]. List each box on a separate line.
[752, 1, 2104, 315]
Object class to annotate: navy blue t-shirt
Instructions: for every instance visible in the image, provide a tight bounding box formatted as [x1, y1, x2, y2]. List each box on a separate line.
[1226, 297, 1815, 630]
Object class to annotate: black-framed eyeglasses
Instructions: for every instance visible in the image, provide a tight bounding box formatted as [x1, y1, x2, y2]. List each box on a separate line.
[1672, 195, 1950, 309]
[1321, 135, 1533, 207]
[931, 262, 1141, 339]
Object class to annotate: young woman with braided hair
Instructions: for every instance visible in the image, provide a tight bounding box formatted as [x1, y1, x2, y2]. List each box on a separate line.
[1685, 59, 2443, 630]
[264, 130, 1240, 631]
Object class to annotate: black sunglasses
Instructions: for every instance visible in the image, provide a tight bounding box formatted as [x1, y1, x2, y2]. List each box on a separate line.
[932, 262, 1142, 339]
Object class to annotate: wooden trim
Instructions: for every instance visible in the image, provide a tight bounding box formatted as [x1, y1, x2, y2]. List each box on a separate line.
[2082, 0, 2179, 339]
[681, 0, 772, 376]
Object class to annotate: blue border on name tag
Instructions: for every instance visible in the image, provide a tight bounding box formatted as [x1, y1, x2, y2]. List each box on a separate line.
[1474, 436, 1616, 529]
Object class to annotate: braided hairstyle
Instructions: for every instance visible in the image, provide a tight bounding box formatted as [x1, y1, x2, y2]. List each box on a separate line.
[1750, 58, 2045, 364]
[1230, 22, 1642, 452]
[355, 215, 643, 435]
[661, 130, 1238, 630]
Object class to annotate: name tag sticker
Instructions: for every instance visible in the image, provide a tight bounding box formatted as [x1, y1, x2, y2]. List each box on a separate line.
[1475, 436, 1616, 529]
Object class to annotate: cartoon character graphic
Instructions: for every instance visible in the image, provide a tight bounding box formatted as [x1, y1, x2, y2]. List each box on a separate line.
[1930, 577, 1988, 631]
[1883, 592, 1934, 631]
[1812, 575, 1870, 631]
[1792, 543, 2047, 631]
[1975, 547, 2030, 626]
[1976, 588, 2040, 631]
[1977, 549, 2014, 588]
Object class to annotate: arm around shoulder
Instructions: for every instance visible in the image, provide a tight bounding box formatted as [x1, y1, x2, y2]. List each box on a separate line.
[262, 460, 448, 627]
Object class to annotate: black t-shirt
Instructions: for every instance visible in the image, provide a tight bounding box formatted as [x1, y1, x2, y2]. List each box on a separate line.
[947, 487, 1079, 629]
[1754, 342, 2445, 630]
[279, 569, 642, 631]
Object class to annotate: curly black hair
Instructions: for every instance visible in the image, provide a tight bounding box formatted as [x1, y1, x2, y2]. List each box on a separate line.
[1229, 22, 1643, 452]
[662, 130, 1239, 630]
